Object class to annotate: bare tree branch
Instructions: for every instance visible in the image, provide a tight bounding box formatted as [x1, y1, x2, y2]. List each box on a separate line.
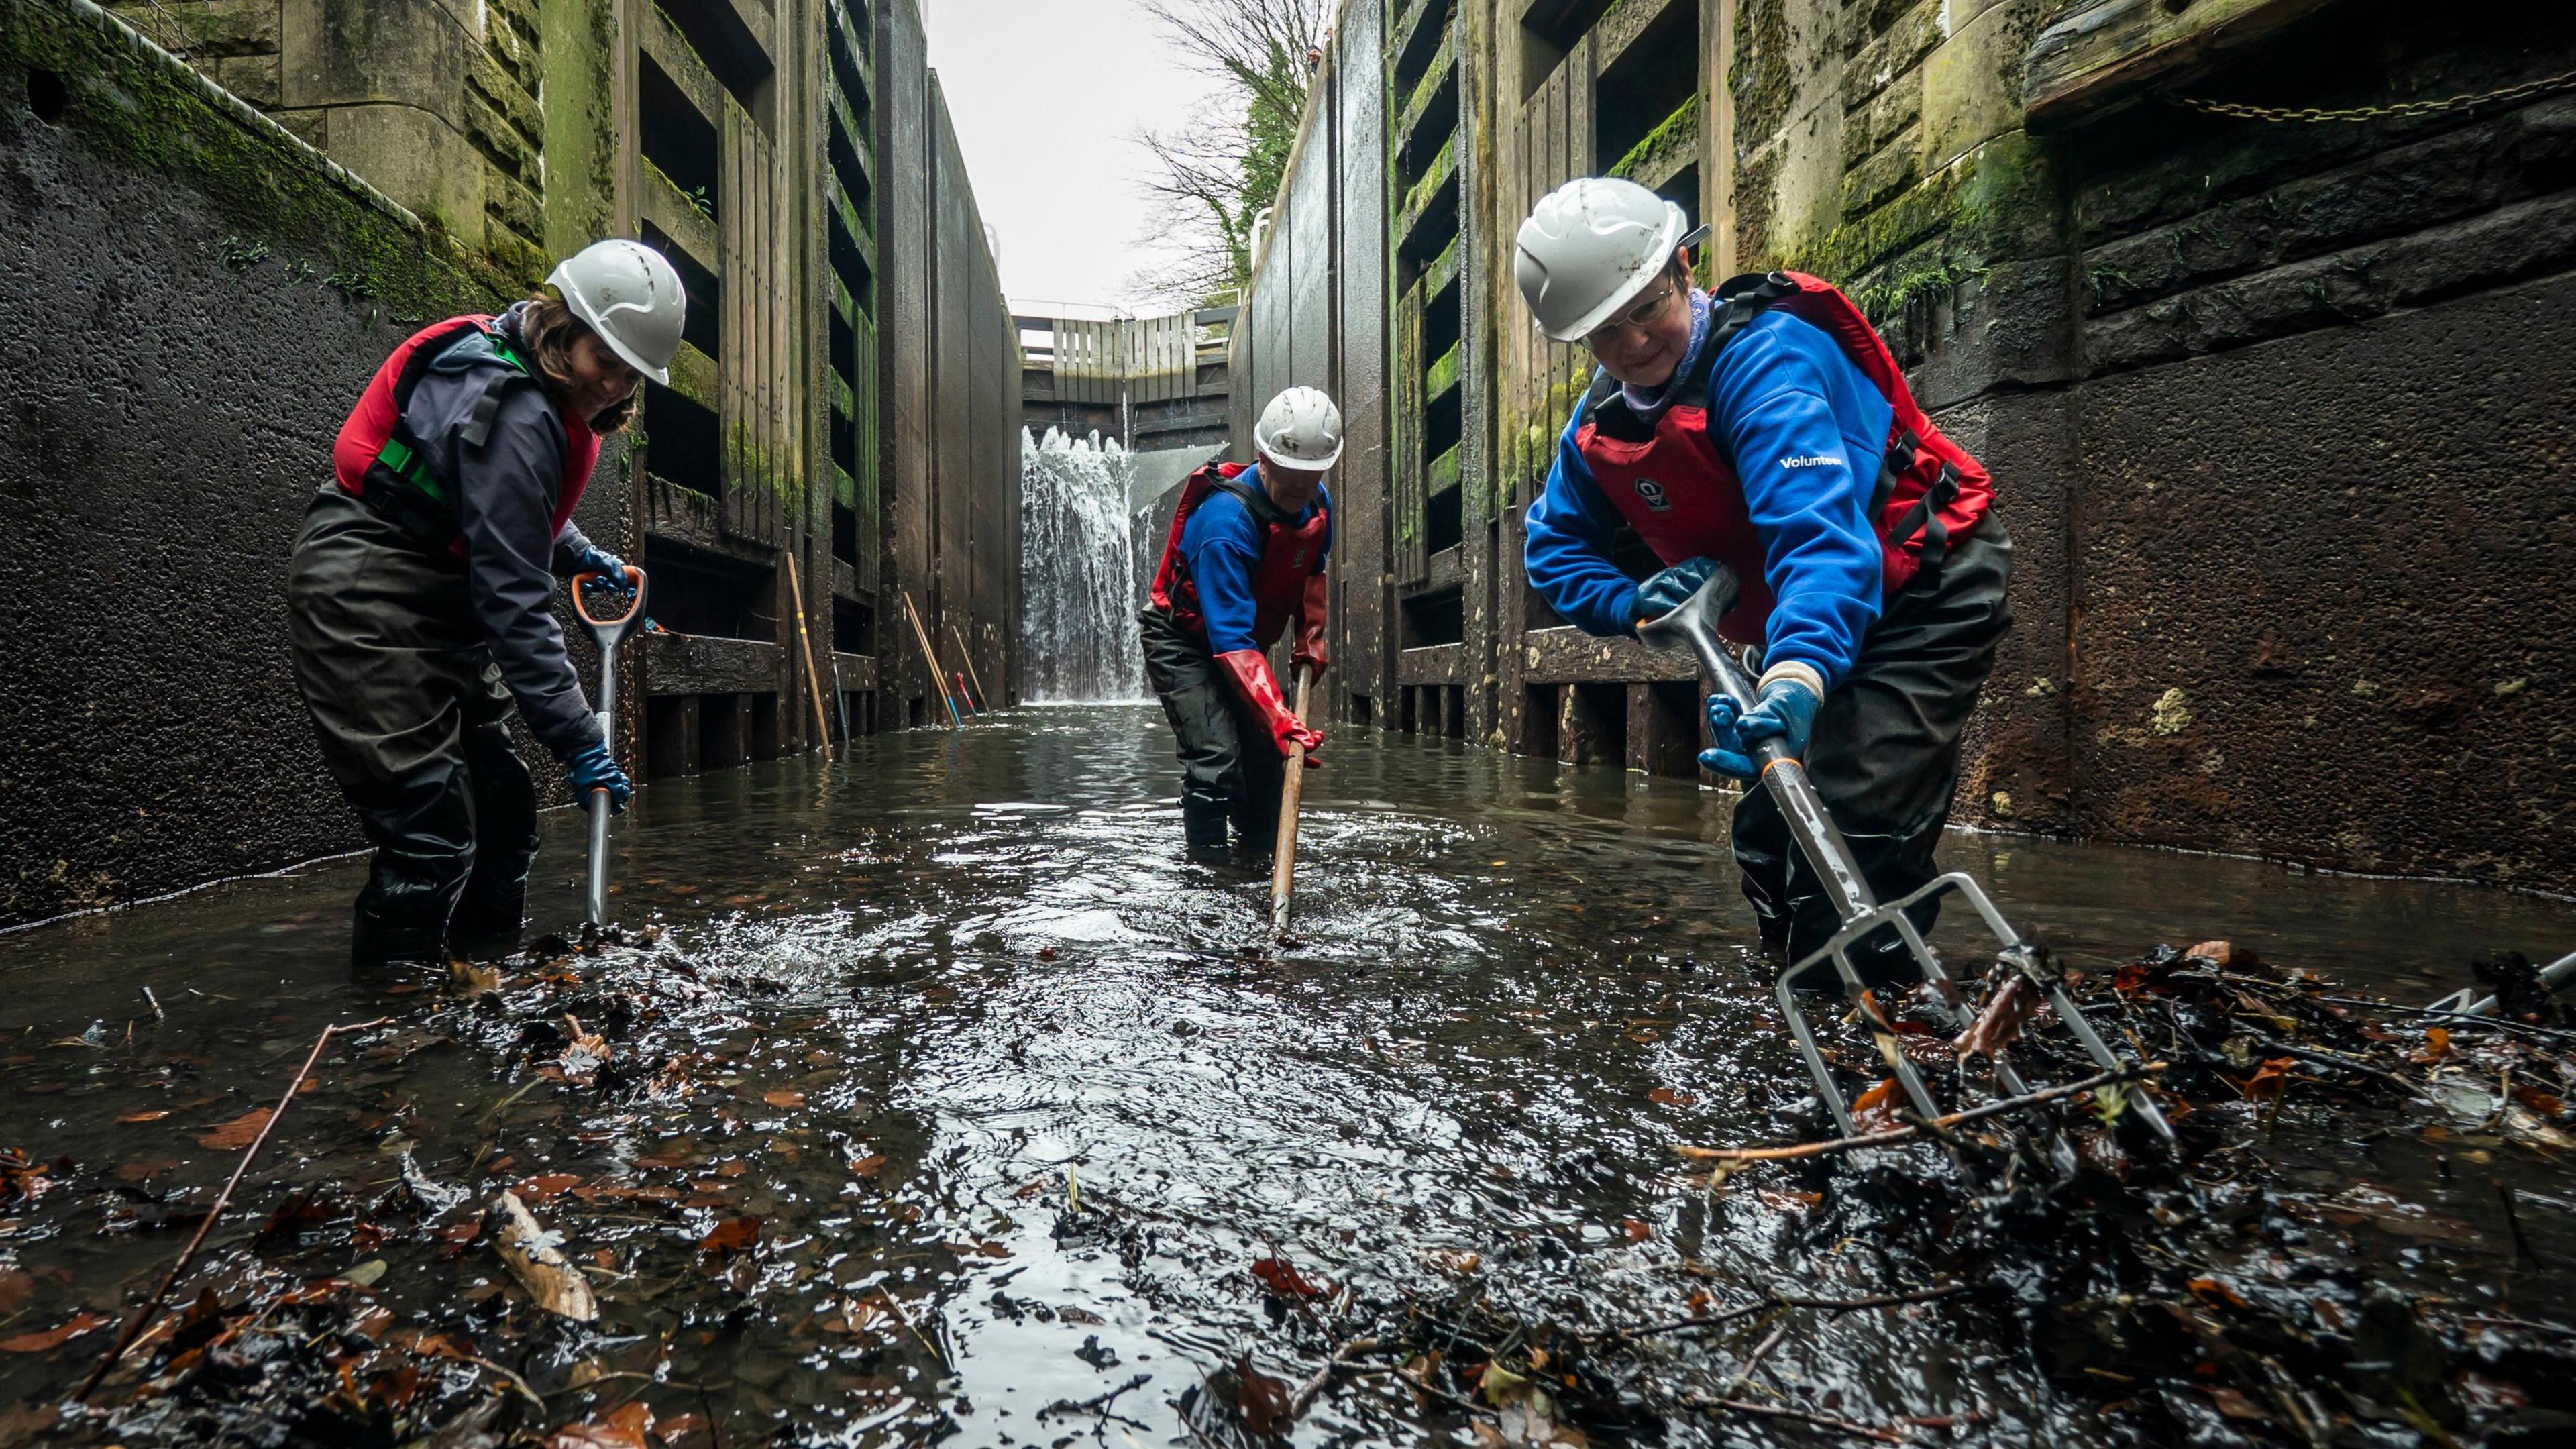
[1126, 0, 1332, 307]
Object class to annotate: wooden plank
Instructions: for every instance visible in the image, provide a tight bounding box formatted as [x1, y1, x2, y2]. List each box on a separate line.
[639, 3, 725, 126]
[2026, 0, 2339, 126]
[644, 633, 786, 697]
[1397, 642, 1462, 686]
[1521, 626, 1697, 684]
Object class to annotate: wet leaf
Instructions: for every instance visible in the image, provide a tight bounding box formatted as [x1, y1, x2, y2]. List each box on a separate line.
[2412, 1028, 2453, 1065]
[547, 1401, 653, 1449]
[196, 1108, 273, 1150]
[2208, 1385, 2269, 1421]
[514, 1173, 584, 1204]
[1957, 974, 2041, 1058]
[1646, 1087, 1696, 1107]
[1428, 1249, 1481, 1275]
[449, 957, 500, 1000]
[2238, 1058, 2298, 1102]
[1851, 1078, 1903, 1132]
[2502, 1106, 2576, 1150]
[2512, 1085, 2566, 1116]
[1250, 1256, 1329, 1299]
[762, 1089, 806, 1108]
[486, 1191, 597, 1322]
[1236, 1352, 1292, 1433]
[115, 1108, 170, 1124]
[698, 1216, 763, 1254]
[0, 1312, 105, 1353]
[2188, 1277, 2249, 1309]
[655, 1413, 714, 1449]
[339, 1259, 388, 1287]
[1620, 1219, 1650, 1243]
[0, 1269, 28, 1316]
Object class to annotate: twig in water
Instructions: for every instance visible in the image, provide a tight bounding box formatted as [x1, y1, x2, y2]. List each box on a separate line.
[2498, 1181, 2548, 1268]
[2316, 998, 2576, 1048]
[1040, 1370, 1151, 1424]
[1724, 1316, 1792, 1398]
[1287, 1335, 1381, 1420]
[2463, 1313, 2576, 1339]
[75, 1016, 391, 1401]
[466, 1353, 549, 1411]
[1682, 1393, 1911, 1444]
[1674, 1064, 2159, 1164]
[877, 1288, 949, 1371]
[2243, 1036, 2426, 1095]
[1611, 1283, 1966, 1342]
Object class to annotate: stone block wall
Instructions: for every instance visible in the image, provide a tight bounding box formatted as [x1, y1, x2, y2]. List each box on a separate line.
[109, 0, 570, 278]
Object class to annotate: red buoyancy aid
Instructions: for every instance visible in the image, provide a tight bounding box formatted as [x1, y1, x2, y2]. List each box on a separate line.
[1572, 271, 1992, 645]
[332, 314, 602, 560]
[1148, 462, 1330, 650]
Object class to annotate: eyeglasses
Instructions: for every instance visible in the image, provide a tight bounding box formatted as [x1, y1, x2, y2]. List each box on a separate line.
[1580, 278, 1684, 350]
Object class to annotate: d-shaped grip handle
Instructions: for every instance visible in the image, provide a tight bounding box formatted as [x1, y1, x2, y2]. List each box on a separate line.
[574, 565, 647, 649]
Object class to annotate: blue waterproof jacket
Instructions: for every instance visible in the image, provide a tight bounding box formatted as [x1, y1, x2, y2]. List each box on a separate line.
[1523, 309, 1892, 690]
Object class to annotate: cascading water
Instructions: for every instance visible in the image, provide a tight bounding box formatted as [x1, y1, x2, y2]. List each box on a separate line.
[1020, 426, 1146, 701]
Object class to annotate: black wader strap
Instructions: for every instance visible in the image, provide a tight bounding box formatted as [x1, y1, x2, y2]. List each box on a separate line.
[1880, 455, 1960, 592]
[460, 370, 513, 449]
[1208, 476, 1291, 530]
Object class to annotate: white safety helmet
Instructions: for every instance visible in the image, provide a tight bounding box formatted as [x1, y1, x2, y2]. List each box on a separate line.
[548, 239, 688, 385]
[1514, 177, 1699, 343]
[1254, 385, 1344, 472]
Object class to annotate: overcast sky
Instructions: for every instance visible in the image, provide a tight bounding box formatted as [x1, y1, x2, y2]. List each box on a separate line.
[922, 0, 1222, 311]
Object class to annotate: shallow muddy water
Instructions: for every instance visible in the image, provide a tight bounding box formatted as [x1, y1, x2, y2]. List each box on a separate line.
[3, 705, 2573, 1445]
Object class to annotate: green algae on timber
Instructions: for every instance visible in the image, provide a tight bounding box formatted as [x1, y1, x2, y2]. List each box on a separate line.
[2, 708, 2575, 1445]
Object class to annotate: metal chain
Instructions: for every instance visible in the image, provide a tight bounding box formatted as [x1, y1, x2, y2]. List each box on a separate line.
[2172, 66, 2576, 123]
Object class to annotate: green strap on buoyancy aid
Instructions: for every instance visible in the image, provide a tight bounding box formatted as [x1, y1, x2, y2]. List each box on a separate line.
[367, 327, 535, 524]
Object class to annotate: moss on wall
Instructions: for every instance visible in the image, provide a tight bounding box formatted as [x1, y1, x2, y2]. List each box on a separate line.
[1730, 0, 1795, 146]
[1786, 131, 2059, 319]
[538, 0, 618, 258]
[2, 0, 508, 315]
[1607, 93, 1700, 186]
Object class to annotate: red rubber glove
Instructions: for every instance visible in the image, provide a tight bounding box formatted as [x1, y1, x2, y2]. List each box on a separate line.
[1214, 649, 1324, 763]
[1291, 571, 1330, 680]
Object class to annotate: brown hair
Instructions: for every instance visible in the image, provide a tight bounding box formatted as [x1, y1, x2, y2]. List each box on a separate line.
[519, 297, 639, 434]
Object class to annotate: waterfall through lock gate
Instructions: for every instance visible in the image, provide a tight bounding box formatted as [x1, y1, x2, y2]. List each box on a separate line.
[1020, 427, 1146, 702]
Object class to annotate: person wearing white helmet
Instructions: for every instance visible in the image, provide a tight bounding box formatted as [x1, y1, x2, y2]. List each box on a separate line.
[1514, 176, 2010, 985]
[285, 238, 686, 968]
[1140, 385, 1339, 863]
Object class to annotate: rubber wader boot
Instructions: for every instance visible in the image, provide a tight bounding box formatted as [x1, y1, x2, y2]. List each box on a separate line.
[447, 883, 527, 955]
[1183, 794, 1232, 864]
[352, 900, 448, 971]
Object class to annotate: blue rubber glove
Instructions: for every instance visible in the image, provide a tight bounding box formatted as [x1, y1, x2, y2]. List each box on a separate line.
[1700, 678, 1823, 782]
[572, 545, 632, 593]
[566, 742, 633, 814]
[1633, 557, 1719, 625]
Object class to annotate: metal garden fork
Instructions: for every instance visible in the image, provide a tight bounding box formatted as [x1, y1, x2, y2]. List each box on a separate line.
[1638, 565, 2174, 1145]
